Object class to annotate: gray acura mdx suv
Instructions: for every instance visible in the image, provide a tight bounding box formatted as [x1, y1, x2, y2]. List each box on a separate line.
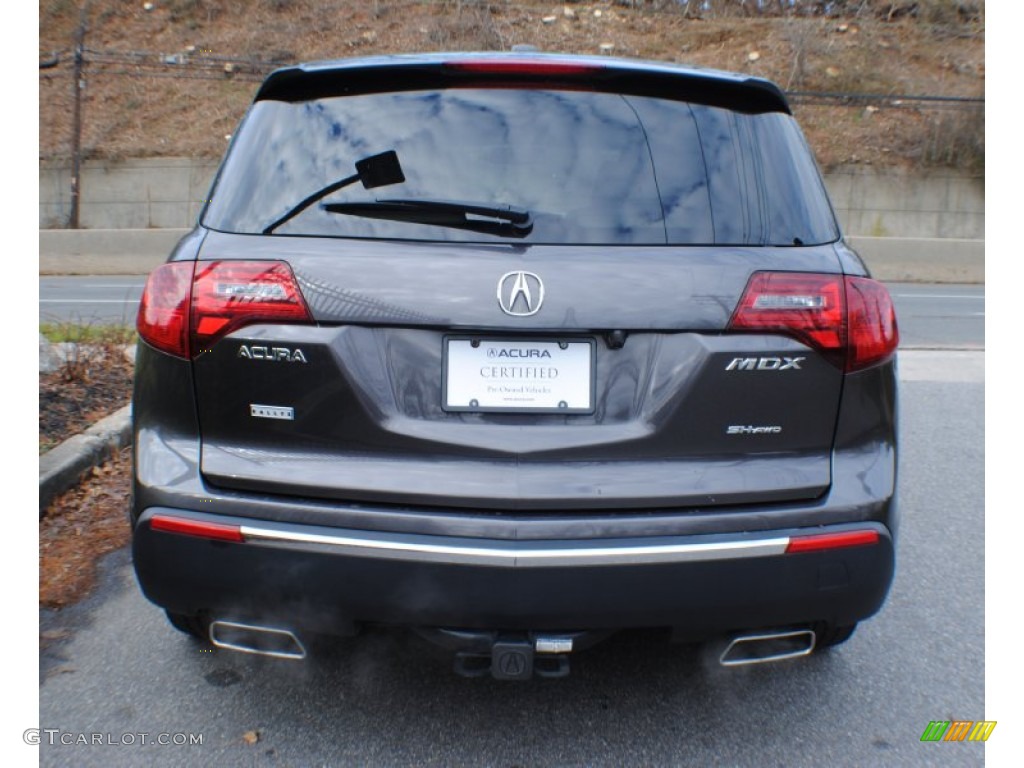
[131, 53, 898, 679]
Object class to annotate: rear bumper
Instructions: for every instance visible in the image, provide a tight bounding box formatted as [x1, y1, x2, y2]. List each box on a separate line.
[133, 508, 894, 637]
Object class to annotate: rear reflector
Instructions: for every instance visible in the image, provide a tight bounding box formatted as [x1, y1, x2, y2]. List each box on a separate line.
[150, 515, 244, 543]
[785, 530, 879, 554]
[728, 271, 898, 372]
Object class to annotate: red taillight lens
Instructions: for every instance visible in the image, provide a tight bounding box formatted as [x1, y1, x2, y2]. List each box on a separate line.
[190, 261, 312, 355]
[137, 260, 312, 359]
[845, 276, 899, 371]
[728, 272, 845, 364]
[136, 262, 195, 359]
[728, 272, 898, 372]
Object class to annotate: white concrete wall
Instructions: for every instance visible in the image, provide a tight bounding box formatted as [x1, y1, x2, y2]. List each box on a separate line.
[826, 165, 984, 240]
[39, 157, 985, 240]
[39, 158, 220, 230]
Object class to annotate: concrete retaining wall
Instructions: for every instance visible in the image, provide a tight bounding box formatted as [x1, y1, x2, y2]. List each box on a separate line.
[40, 158, 985, 240]
[38, 158, 985, 282]
[40, 158, 219, 230]
[826, 165, 984, 240]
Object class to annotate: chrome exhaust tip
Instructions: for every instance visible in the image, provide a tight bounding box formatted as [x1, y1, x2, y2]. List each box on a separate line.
[208, 620, 307, 660]
[719, 629, 816, 667]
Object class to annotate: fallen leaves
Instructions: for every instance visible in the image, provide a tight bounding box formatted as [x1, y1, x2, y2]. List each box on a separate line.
[39, 447, 132, 609]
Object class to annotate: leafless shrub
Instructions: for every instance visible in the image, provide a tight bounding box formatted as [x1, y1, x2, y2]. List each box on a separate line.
[428, 1, 504, 51]
[58, 349, 93, 384]
[55, 328, 102, 384]
[43, 321, 135, 384]
[915, 0, 984, 38]
[640, 0, 982, 22]
[40, 0, 77, 25]
[168, 0, 224, 25]
[921, 105, 984, 175]
[853, 1, 982, 27]
[782, 17, 826, 89]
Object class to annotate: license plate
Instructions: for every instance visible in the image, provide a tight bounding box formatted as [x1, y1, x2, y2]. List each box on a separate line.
[443, 338, 595, 413]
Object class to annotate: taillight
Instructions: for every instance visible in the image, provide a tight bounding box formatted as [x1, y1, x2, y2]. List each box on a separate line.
[728, 272, 898, 372]
[445, 59, 604, 76]
[845, 276, 899, 371]
[137, 262, 195, 358]
[190, 261, 312, 355]
[136, 260, 312, 360]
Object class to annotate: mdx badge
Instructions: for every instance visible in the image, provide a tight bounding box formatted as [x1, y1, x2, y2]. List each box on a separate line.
[238, 345, 308, 363]
[497, 271, 544, 317]
[725, 356, 805, 371]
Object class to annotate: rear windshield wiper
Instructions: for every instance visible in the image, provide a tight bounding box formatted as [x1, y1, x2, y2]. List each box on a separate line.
[322, 199, 533, 239]
[263, 150, 406, 234]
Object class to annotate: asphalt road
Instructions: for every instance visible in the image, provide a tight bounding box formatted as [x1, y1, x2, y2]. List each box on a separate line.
[887, 283, 985, 349]
[37, 350, 984, 767]
[39, 276, 145, 326]
[38, 276, 985, 350]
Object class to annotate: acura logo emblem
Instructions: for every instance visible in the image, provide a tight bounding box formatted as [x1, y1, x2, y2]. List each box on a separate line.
[497, 271, 544, 317]
[500, 651, 526, 677]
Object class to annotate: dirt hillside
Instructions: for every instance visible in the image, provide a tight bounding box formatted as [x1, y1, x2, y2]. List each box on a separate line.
[38, 1, 984, 172]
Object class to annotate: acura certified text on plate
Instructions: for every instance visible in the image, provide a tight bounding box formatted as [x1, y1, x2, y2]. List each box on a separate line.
[130, 52, 899, 679]
[444, 338, 595, 413]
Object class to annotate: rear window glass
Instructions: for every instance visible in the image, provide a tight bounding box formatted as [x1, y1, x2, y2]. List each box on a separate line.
[204, 88, 838, 246]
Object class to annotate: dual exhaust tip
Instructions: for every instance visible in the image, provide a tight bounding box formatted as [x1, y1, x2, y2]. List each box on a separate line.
[206, 620, 817, 669]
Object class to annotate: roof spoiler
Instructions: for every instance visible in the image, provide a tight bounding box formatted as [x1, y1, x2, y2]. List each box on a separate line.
[254, 55, 791, 116]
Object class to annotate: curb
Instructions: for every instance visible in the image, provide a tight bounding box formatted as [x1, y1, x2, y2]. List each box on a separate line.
[39, 404, 132, 518]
